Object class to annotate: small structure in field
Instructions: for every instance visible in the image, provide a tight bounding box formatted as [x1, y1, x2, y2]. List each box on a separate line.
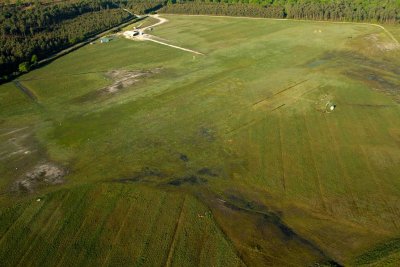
[326, 101, 336, 112]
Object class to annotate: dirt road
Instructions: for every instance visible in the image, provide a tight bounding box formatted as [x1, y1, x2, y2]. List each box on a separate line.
[126, 14, 204, 55]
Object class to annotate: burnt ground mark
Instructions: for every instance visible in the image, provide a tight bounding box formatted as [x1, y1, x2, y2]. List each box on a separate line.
[223, 194, 343, 266]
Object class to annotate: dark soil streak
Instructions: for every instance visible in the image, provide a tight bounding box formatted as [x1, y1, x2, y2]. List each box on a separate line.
[340, 103, 394, 108]
[14, 81, 37, 101]
[168, 175, 207, 186]
[224, 195, 343, 266]
[197, 168, 218, 177]
[113, 167, 164, 183]
[252, 79, 308, 106]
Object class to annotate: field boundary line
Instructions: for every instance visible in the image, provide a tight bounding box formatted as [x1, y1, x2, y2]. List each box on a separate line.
[143, 37, 204, 55]
[162, 13, 400, 45]
[165, 195, 187, 267]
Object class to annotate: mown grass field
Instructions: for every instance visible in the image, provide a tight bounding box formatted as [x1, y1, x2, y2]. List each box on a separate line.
[0, 15, 400, 266]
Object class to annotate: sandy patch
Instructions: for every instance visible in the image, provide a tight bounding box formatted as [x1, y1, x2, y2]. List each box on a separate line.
[365, 34, 400, 51]
[14, 163, 66, 193]
[102, 68, 161, 93]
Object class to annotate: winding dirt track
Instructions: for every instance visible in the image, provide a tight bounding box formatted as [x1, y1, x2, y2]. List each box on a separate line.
[128, 15, 205, 55]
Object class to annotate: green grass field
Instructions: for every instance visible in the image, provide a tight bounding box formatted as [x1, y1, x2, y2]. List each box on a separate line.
[1, 15, 400, 266]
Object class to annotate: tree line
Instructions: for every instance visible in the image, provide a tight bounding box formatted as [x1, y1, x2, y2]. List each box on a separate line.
[161, 0, 400, 23]
[0, 0, 163, 82]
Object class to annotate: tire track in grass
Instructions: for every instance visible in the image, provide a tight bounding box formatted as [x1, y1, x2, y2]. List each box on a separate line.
[50, 187, 100, 266]
[16, 192, 71, 267]
[165, 195, 187, 267]
[55, 216, 90, 267]
[0, 204, 39, 248]
[252, 79, 309, 107]
[358, 146, 399, 230]
[277, 111, 287, 194]
[73, 187, 127, 266]
[80, 187, 129, 266]
[349, 108, 399, 229]
[106, 190, 163, 265]
[13, 81, 38, 102]
[302, 111, 328, 212]
[322, 113, 361, 219]
[36, 186, 92, 266]
[136, 192, 168, 267]
[363, 113, 400, 220]
[101, 201, 135, 266]
[0, 204, 28, 243]
[0, 194, 52, 262]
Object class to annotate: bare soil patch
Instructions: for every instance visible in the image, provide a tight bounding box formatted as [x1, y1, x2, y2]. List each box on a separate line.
[102, 68, 162, 93]
[365, 34, 400, 52]
[71, 67, 161, 103]
[14, 162, 66, 193]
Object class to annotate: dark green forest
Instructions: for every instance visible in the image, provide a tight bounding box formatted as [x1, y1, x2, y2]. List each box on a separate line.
[0, 0, 162, 81]
[1, 0, 399, 81]
[162, 0, 400, 23]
